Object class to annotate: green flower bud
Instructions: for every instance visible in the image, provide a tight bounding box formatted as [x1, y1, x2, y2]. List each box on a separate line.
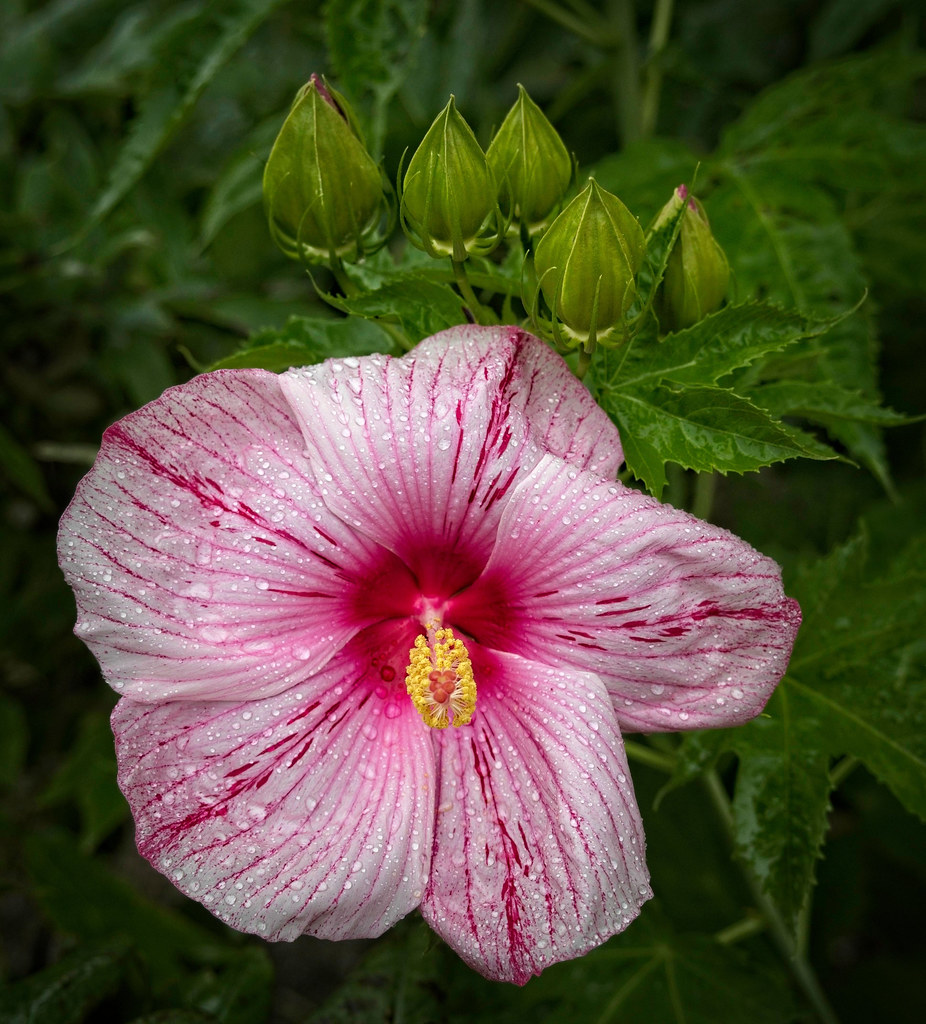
[487, 84, 572, 232]
[263, 76, 388, 263]
[532, 179, 645, 348]
[655, 185, 730, 332]
[400, 96, 502, 261]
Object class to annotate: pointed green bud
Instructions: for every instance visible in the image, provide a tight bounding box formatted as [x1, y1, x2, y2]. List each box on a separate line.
[263, 76, 388, 263]
[655, 184, 730, 331]
[532, 179, 645, 347]
[400, 96, 502, 261]
[487, 84, 572, 232]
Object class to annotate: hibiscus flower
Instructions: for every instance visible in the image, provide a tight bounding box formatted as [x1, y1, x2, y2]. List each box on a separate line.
[58, 325, 800, 984]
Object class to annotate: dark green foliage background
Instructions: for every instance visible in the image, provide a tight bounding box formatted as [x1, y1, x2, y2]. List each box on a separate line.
[1, 1, 924, 1022]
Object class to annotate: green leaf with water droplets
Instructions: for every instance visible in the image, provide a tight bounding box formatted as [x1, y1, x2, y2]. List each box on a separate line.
[327, 272, 467, 344]
[729, 690, 833, 939]
[603, 385, 837, 494]
[609, 302, 833, 390]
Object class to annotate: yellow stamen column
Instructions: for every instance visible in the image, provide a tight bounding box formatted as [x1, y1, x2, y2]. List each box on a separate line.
[405, 623, 476, 729]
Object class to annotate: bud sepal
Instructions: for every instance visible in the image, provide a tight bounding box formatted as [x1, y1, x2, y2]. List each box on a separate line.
[653, 184, 730, 332]
[530, 179, 645, 350]
[487, 84, 573, 234]
[399, 97, 504, 262]
[263, 76, 391, 265]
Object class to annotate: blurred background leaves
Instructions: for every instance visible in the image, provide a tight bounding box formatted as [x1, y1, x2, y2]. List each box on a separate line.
[1, 1, 924, 1022]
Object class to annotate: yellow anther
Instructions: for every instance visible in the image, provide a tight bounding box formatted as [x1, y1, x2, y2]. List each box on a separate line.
[406, 623, 476, 729]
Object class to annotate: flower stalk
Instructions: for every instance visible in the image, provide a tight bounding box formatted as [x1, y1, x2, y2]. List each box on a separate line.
[703, 771, 841, 1024]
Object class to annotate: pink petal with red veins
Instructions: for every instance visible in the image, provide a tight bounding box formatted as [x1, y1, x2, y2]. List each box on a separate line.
[112, 621, 434, 941]
[420, 648, 649, 985]
[412, 326, 623, 478]
[455, 455, 800, 733]
[279, 327, 619, 595]
[58, 370, 411, 702]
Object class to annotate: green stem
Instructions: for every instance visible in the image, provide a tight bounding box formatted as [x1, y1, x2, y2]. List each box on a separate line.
[715, 915, 766, 946]
[521, 0, 612, 46]
[829, 755, 860, 789]
[575, 346, 593, 380]
[452, 259, 496, 324]
[623, 740, 676, 774]
[328, 256, 360, 298]
[796, 891, 813, 961]
[376, 320, 415, 354]
[640, 0, 674, 138]
[703, 771, 841, 1024]
[608, 0, 642, 146]
[691, 471, 716, 521]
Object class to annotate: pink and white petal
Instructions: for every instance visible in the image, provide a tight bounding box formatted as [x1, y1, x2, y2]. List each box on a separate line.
[112, 622, 434, 941]
[58, 370, 412, 702]
[453, 455, 800, 733]
[412, 326, 623, 478]
[420, 648, 649, 985]
[278, 328, 619, 594]
[280, 344, 537, 595]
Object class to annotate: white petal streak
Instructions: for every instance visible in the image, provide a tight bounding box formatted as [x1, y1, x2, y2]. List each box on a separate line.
[58, 370, 387, 702]
[112, 644, 434, 942]
[421, 650, 649, 985]
[461, 455, 800, 732]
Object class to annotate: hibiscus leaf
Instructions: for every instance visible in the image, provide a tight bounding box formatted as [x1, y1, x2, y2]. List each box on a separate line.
[787, 665, 926, 824]
[25, 829, 229, 988]
[328, 273, 468, 343]
[0, 941, 129, 1024]
[522, 911, 795, 1024]
[610, 302, 833, 390]
[654, 699, 833, 943]
[200, 116, 281, 248]
[182, 946, 274, 1024]
[788, 537, 926, 681]
[40, 711, 128, 853]
[84, 0, 287, 235]
[748, 379, 917, 426]
[707, 163, 889, 489]
[783, 522, 926, 822]
[725, 48, 926, 302]
[729, 691, 833, 940]
[209, 316, 390, 371]
[604, 385, 838, 485]
[719, 48, 926, 192]
[617, 429, 669, 500]
[305, 918, 443, 1024]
